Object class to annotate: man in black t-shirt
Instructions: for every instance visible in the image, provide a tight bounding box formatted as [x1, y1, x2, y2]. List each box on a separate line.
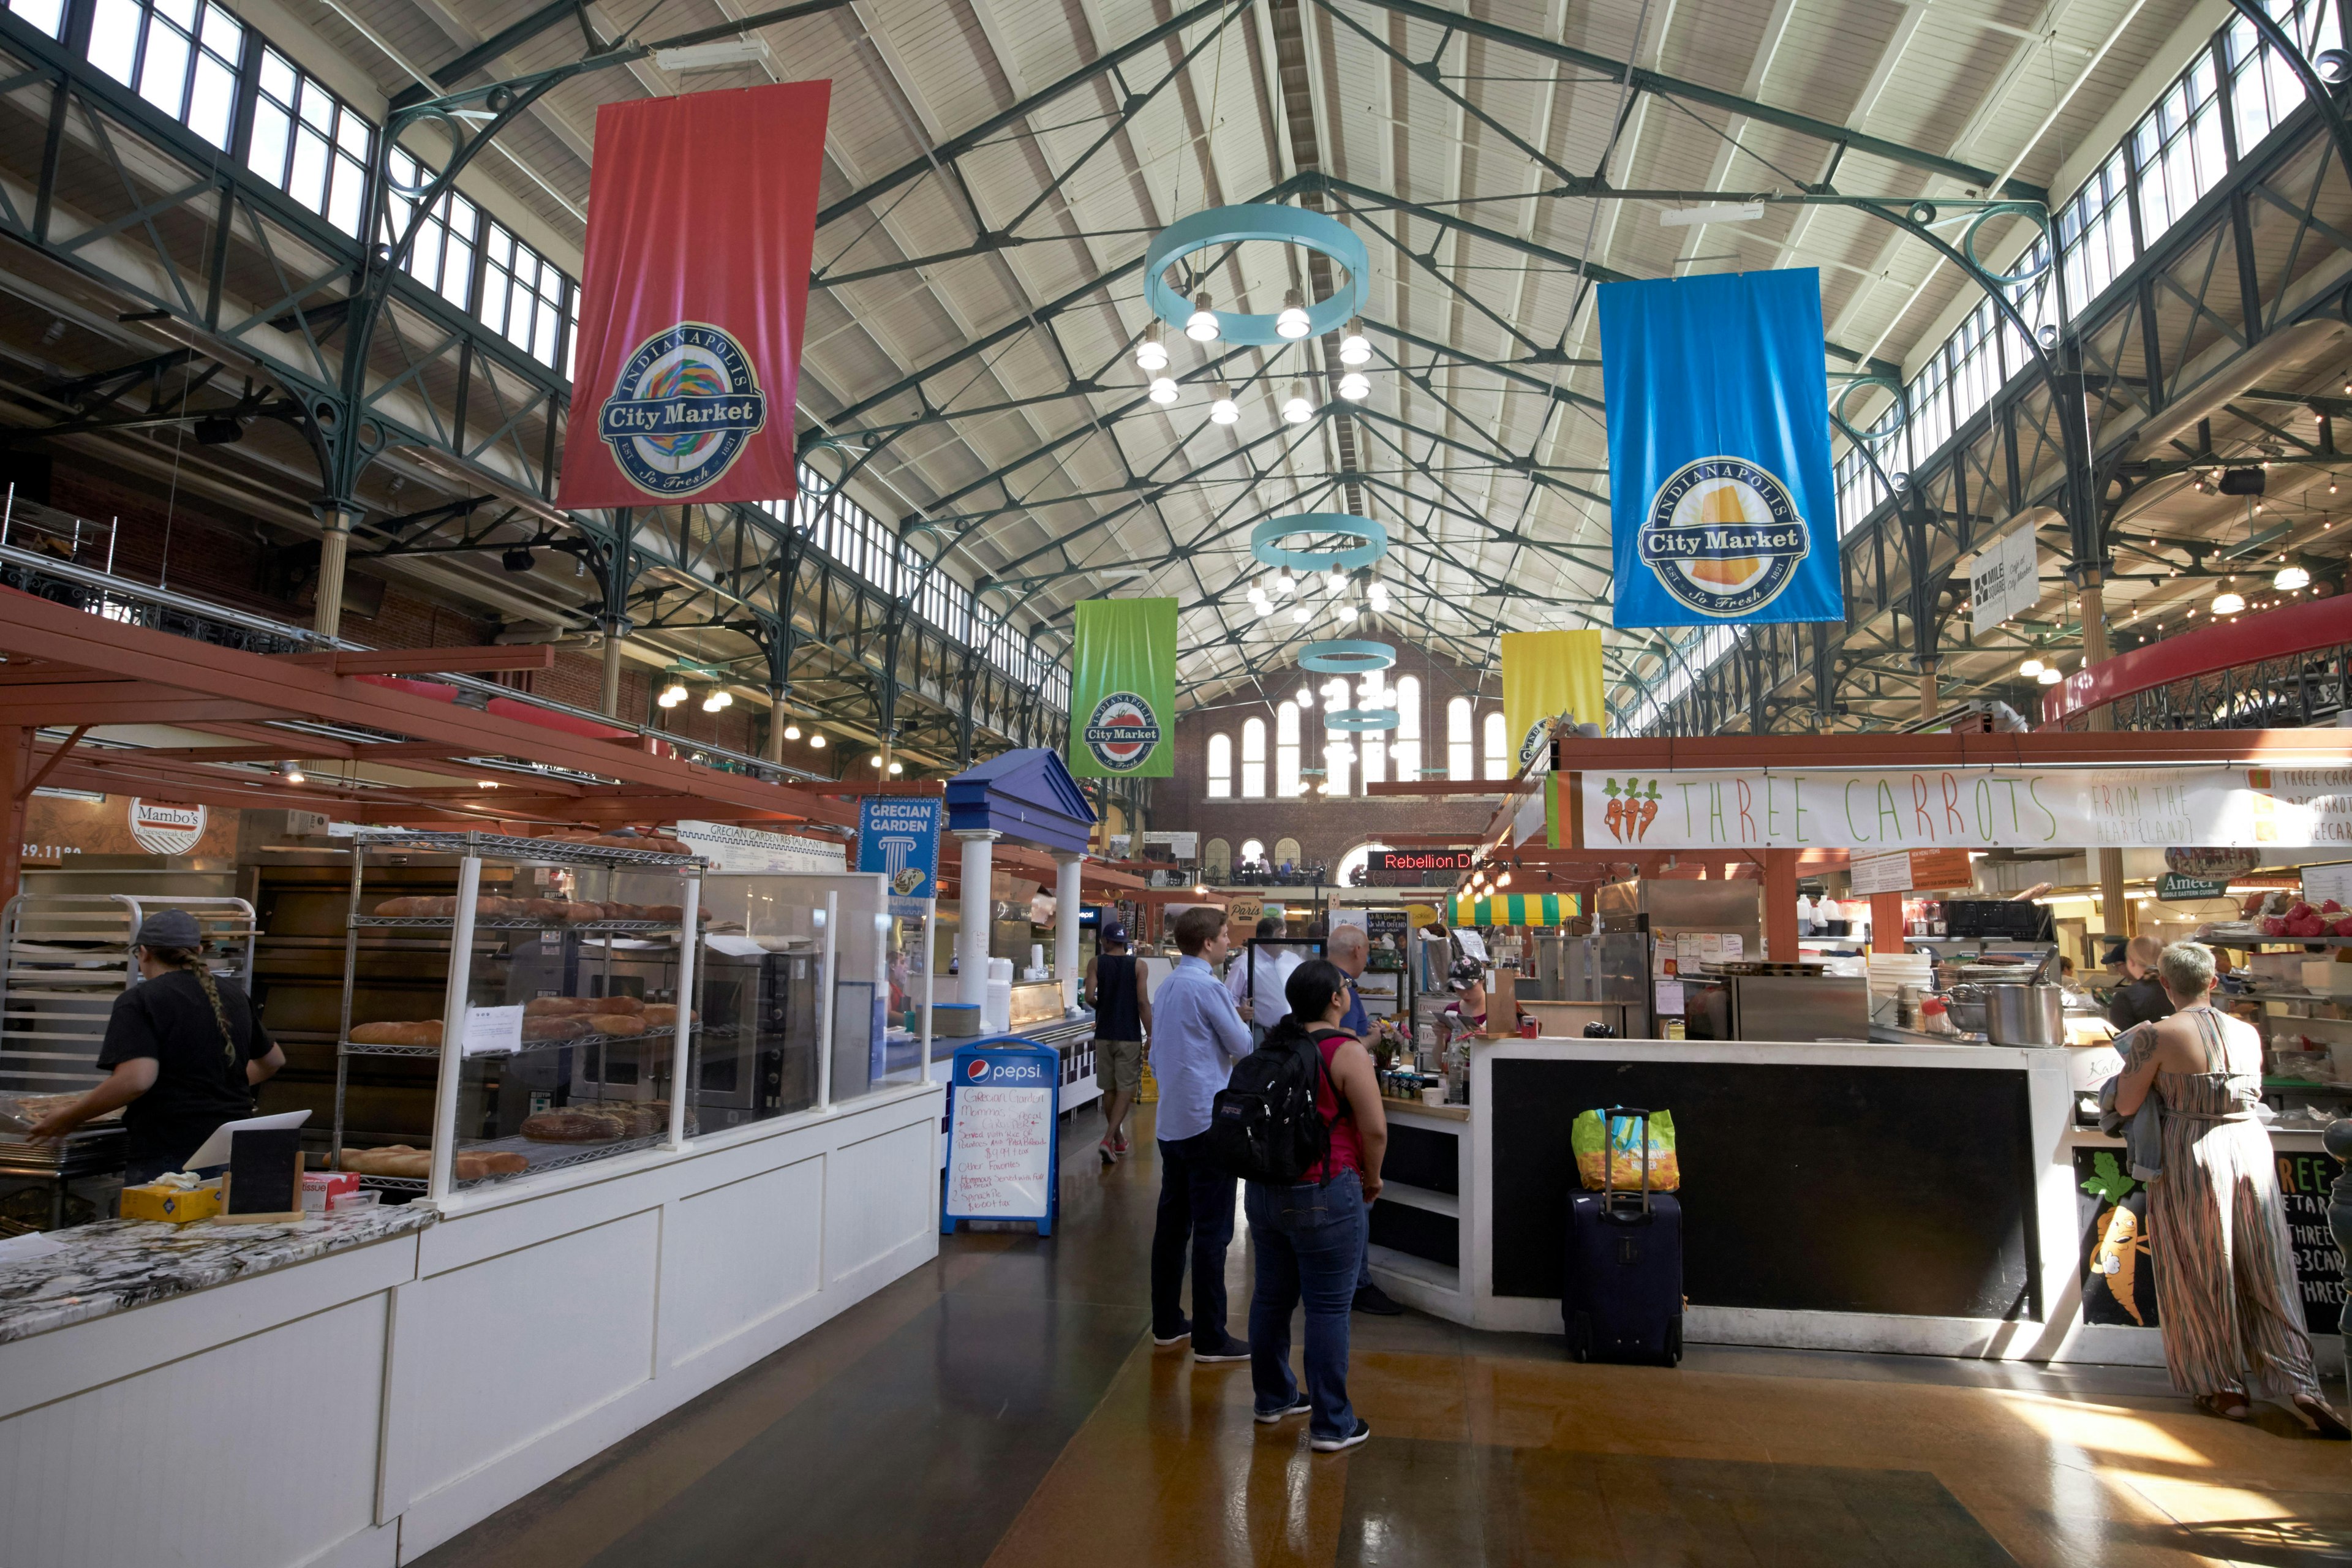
[27, 910, 284, 1182]
[2108, 935, 2176, 1033]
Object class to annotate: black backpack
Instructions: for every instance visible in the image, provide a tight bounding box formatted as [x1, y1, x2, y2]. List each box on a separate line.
[1209, 1026, 1337, 1185]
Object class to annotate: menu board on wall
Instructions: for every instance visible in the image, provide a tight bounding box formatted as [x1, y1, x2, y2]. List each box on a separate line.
[941, 1044, 1059, 1234]
[2076, 1145, 2342, 1333]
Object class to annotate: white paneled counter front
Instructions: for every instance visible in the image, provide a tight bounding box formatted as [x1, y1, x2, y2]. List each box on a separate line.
[0, 1082, 943, 1568]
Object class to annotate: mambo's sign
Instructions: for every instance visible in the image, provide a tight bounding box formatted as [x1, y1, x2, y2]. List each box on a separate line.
[1580, 767, 2352, 851]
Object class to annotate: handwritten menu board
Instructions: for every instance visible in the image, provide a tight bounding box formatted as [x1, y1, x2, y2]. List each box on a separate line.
[946, 1084, 1053, 1219]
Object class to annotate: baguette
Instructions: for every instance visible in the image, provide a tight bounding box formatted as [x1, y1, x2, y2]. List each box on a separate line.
[520, 1109, 622, 1143]
[586, 1013, 645, 1038]
[592, 994, 645, 1015]
[349, 1020, 443, 1047]
[522, 995, 598, 1017]
[521, 1015, 591, 1042]
[452, 1151, 530, 1180]
[642, 904, 684, 922]
[372, 895, 452, 918]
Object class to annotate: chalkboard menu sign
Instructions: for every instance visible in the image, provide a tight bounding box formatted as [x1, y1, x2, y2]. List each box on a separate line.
[2075, 1144, 2343, 1333]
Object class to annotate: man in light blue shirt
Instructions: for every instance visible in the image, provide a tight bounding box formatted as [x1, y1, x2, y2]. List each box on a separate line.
[1148, 905, 1254, 1362]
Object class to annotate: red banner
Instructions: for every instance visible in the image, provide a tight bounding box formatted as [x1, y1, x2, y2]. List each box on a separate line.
[556, 81, 829, 510]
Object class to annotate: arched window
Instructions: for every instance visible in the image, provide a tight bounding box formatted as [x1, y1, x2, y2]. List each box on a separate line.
[1205, 733, 1232, 798]
[1483, 710, 1508, 779]
[1324, 737, 1353, 797]
[1204, 838, 1231, 879]
[1447, 696, 1474, 780]
[1273, 835, 1301, 867]
[1392, 676, 1422, 780]
[1335, 841, 1386, 886]
[1276, 703, 1302, 797]
[1240, 837, 1265, 865]
[1240, 717, 1267, 798]
[1355, 673, 1385, 790]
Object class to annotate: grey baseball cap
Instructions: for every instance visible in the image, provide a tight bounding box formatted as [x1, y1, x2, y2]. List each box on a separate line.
[134, 910, 203, 949]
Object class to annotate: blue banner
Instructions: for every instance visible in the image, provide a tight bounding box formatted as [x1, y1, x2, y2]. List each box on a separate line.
[858, 796, 942, 918]
[1599, 269, 1844, 628]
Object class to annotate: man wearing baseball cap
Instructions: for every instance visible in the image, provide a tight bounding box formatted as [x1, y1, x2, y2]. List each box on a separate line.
[1082, 922, 1150, 1164]
[26, 910, 284, 1181]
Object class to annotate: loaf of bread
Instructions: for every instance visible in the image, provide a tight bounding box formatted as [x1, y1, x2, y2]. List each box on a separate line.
[452, 1151, 530, 1180]
[349, 1020, 443, 1047]
[522, 995, 597, 1017]
[521, 1015, 592, 1042]
[592, 994, 644, 1015]
[339, 1145, 431, 1177]
[372, 895, 452, 917]
[520, 1109, 622, 1143]
[586, 1013, 644, 1038]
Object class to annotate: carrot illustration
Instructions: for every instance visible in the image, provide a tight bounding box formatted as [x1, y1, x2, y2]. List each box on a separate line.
[2080, 1153, 2149, 1325]
[1603, 777, 1625, 842]
[1637, 781, 1661, 841]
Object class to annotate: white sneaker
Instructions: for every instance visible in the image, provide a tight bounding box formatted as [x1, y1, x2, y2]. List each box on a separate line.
[1310, 1418, 1372, 1453]
[1254, 1393, 1311, 1424]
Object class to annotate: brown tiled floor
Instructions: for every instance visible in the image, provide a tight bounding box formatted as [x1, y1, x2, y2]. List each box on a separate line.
[420, 1106, 2352, 1568]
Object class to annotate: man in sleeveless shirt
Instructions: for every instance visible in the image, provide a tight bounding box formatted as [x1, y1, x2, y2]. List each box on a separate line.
[1084, 923, 1151, 1165]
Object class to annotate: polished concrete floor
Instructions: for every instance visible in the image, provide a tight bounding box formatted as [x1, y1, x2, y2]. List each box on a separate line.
[417, 1105, 2352, 1568]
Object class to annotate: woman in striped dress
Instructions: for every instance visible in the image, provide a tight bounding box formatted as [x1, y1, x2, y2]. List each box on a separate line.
[2114, 941, 2348, 1434]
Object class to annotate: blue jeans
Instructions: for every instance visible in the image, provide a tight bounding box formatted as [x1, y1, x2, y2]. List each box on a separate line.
[1246, 1169, 1365, 1441]
[1152, 1131, 1237, 1348]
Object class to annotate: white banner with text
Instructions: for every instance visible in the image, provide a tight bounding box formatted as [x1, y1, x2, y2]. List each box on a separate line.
[1581, 767, 2352, 851]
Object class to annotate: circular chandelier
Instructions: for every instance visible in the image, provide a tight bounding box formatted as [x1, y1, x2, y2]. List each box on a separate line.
[1324, 707, 1400, 732]
[1297, 639, 1396, 673]
[1251, 514, 1388, 573]
[1142, 205, 1369, 347]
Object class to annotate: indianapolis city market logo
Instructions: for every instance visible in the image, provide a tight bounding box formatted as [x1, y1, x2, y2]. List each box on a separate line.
[598, 322, 767, 497]
[1637, 456, 1811, 617]
[1082, 690, 1162, 773]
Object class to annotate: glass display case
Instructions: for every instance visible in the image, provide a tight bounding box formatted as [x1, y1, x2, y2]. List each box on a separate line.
[695, 872, 928, 1138]
[331, 830, 706, 1202]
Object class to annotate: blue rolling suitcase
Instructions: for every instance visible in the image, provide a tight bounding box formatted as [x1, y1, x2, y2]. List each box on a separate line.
[1562, 1106, 1683, 1366]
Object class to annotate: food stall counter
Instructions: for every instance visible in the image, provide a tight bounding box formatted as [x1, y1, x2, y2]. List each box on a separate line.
[0, 1204, 434, 1343]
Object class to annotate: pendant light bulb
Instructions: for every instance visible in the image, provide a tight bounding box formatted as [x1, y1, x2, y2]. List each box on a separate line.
[701, 691, 725, 712]
[2275, 564, 2310, 591]
[1281, 380, 1313, 423]
[2036, 666, 2063, 685]
[1498, 871, 1512, 888]
[279, 761, 304, 785]
[809, 733, 826, 748]
[659, 679, 688, 707]
[1338, 605, 1359, 624]
[1339, 319, 1370, 366]
[1276, 288, 1311, 341]
[783, 725, 801, 740]
[1338, 371, 1370, 402]
[2211, 589, 2245, 616]
[1291, 605, 1311, 624]
[1185, 290, 1219, 342]
[1297, 685, 1314, 708]
[888, 761, 903, 775]
[2018, 658, 2043, 678]
[1148, 375, 1179, 405]
[1208, 383, 1238, 425]
[1135, 320, 1168, 372]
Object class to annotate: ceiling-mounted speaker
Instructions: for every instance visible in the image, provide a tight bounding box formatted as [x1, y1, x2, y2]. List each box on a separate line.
[2217, 467, 2266, 496]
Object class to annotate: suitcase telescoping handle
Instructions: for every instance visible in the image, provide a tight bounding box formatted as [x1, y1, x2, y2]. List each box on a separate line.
[1598, 1105, 1653, 1216]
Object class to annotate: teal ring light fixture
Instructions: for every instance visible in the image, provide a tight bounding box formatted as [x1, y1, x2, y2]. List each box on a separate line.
[1251, 514, 1389, 572]
[1324, 708, 1401, 733]
[1144, 205, 1370, 348]
[1298, 640, 1396, 673]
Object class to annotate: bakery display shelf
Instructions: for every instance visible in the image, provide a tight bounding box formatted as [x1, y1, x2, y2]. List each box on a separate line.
[350, 828, 700, 869]
[355, 1173, 427, 1191]
[340, 1023, 696, 1060]
[352, 915, 681, 934]
[453, 1131, 668, 1186]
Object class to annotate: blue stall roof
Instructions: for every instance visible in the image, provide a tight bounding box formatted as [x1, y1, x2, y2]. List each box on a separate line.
[944, 748, 1097, 854]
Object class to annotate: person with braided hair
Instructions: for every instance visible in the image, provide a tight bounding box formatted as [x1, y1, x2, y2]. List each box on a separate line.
[26, 910, 284, 1183]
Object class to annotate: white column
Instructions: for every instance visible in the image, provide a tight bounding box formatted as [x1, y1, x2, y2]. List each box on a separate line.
[957, 829, 998, 1009]
[1054, 850, 1084, 1012]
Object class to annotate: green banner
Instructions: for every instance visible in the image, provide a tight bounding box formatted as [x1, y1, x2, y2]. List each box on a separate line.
[1067, 597, 1177, 778]
[2156, 872, 2230, 902]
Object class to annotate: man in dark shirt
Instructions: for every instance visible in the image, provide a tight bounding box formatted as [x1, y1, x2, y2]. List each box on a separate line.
[27, 910, 282, 1181]
[2108, 935, 2176, 1033]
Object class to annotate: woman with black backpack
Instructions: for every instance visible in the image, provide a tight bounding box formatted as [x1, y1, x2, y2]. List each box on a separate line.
[1240, 958, 1387, 1453]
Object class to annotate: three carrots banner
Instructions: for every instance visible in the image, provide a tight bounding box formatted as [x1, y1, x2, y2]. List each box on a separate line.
[556, 81, 830, 509]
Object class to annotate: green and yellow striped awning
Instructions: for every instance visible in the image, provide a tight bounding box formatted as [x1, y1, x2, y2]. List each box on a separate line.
[1452, 892, 1578, 927]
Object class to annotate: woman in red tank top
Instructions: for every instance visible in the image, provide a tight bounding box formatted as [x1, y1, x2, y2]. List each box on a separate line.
[1242, 959, 1389, 1452]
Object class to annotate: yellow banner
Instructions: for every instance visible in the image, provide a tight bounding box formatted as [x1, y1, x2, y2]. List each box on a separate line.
[1500, 630, 1606, 769]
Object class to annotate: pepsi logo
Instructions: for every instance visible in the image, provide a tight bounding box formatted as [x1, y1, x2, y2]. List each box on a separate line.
[966, 1057, 992, 1081]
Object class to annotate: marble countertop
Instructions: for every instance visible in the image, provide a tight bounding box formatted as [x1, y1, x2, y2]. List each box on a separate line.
[0, 1204, 435, 1343]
